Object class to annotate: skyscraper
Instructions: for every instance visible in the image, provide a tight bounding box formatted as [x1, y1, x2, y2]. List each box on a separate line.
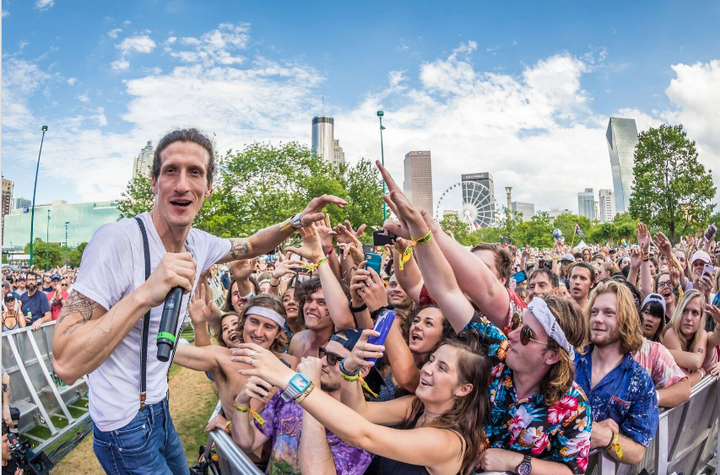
[312, 116, 335, 163]
[2, 179, 13, 245]
[577, 188, 596, 221]
[512, 201, 535, 222]
[606, 118, 639, 213]
[333, 139, 345, 166]
[598, 189, 615, 223]
[461, 173, 495, 226]
[14, 197, 31, 210]
[403, 151, 433, 217]
[132, 141, 154, 178]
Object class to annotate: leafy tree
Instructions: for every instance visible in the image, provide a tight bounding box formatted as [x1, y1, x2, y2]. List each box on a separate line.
[117, 173, 155, 219]
[118, 142, 385, 241]
[629, 124, 716, 242]
[67, 242, 87, 267]
[497, 207, 526, 245]
[24, 238, 64, 269]
[439, 214, 472, 246]
[524, 212, 554, 248]
[552, 213, 594, 245]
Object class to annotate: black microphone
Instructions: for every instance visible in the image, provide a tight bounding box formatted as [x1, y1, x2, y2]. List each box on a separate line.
[157, 287, 183, 362]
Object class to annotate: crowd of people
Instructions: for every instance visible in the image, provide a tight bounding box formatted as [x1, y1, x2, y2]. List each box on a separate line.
[2, 127, 719, 475]
[165, 164, 718, 474]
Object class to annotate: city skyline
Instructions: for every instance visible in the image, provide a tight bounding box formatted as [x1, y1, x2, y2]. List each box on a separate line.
[3, 2, 719, 214]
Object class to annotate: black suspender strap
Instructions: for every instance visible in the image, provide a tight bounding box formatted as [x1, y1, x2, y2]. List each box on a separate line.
[135, 217, 151, 410]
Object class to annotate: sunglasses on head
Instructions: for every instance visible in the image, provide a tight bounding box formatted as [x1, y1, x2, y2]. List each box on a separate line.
[510, 312, 548, 346]
[318, 347, 343, 366]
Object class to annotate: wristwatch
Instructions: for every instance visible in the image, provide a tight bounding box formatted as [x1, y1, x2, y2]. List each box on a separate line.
[291, 213, 303, 230]
[515, 454, 532, 475]
[281, 373, 311, 401]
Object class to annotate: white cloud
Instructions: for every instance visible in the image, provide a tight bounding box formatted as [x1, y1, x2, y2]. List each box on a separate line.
[4, 26, 719, 213]
[111, 58, 130, 71]
[167, 23, 249, 67]
[77, 93, 90, 103]
[2, 9, 9, 17]
[34, 0, 54, 10]
[108, 28, 122, 39]
[116, 35, 156, 54]
[67, 77, 77, 86]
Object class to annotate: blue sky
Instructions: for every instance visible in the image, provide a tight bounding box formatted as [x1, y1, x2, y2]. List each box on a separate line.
[3, 1, 720, 214]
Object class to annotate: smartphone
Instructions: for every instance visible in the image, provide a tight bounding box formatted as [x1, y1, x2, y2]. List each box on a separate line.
[296, 269, 311, 283]
[511, 270, 527, 285]
[290, 253, 302, 262]
[364, 253, 383, 275]
[373, 230, 397, 246]
[703, 264, 714, 278]
[366, 308, 396, 364]
[712, 292, 720, 307]
[706, 224, 717, 242]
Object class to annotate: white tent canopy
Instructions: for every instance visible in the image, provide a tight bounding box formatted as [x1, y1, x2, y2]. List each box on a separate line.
[573, 240, 589, 249]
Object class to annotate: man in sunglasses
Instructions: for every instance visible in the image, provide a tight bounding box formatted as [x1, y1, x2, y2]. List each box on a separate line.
[232, 329, 373, 475]
[45, 274, 69, 322]
[574, 280, 658, 465]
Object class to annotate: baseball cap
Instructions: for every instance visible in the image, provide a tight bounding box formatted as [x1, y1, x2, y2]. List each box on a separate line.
[51, 273, 61, 281]
[4, 293, 15, 303]
[560, 254, 576, 263]
[691, 251, 712, 265]
[642, 293, 666, 314]
[17, 276, 25, 281]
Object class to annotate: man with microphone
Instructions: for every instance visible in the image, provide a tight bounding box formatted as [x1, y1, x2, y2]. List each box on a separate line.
[52, 128, 346, 475]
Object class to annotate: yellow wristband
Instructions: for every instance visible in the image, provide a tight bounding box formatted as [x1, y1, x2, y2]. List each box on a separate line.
[234, 403, 250, 413]
[305, 257, 328, 272]
[224, 420, 232, 432]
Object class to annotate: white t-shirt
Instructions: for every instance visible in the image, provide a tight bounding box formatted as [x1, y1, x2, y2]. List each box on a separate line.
[73, 212, 230, 431]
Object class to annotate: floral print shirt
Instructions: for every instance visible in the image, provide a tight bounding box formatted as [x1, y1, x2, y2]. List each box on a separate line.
[465, 313, 592, 474]
[574, 346, 659, 447]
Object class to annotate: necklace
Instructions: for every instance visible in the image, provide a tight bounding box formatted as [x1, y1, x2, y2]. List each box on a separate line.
[420, 410, 442, 427]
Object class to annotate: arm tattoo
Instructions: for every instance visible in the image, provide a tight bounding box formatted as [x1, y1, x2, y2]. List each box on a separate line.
[228, 238, 251, 259]
[58, 291, 98, 336]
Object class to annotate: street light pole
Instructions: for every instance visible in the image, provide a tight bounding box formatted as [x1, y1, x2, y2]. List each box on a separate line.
[377, 111, 386, 220]
[65, 221, 69, 267]
[46, 209, 51, 271]
[29, 125, 48, 267]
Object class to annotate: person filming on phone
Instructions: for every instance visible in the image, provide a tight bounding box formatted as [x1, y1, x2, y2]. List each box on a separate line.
[51, 128, 347, 475]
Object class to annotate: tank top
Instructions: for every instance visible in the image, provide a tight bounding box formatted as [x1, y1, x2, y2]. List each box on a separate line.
[364, 410, 432, 475]
[3, 315, 18, 331]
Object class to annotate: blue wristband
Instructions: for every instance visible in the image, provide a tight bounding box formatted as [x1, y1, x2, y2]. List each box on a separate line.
[339, 358, 360, 377]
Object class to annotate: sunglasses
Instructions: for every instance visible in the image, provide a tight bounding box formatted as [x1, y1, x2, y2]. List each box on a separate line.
[61, 284, 68, 288]
[318, 347, 343, 366]
[510, 312, 548, 346]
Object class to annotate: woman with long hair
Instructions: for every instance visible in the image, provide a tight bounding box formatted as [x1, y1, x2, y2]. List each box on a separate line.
[233, 327, 492, 475]
[662, 289, 710, 386]
[654, 271, 678, 321]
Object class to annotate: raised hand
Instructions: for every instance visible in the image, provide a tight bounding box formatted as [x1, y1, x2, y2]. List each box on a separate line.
[296, 357, 323, 386]
[272, 257, 303, 280]
[333, 220, 367, 245]
[653, 232, 672, 258]
[315, 214, 336, 254]
[188, 279, 212, 326]
[230, 257, 257, 281]
[629, 247, 642, 270]
[299, 195, 348, 227]
[637, 223, 651, 253]
[285, 225, 324, 264]
[342, 328, 384, 374]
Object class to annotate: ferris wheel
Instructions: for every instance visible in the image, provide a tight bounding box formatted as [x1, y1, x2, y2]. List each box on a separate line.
[435, 181, 497, 228]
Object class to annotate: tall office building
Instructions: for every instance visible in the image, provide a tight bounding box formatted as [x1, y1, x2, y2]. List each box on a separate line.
[578, 188, 596, 221]
[2, 179, 13, 246]
[606, 118, 639, 213]
[598, 189, 615, 223]
[403, 151, 433, 217]
[132, 140, 154, 178]
[461, 173, 495, 225]
[333, 139, 345, 166]
[312, 116, 335, 163]
[511, 201, 535, 222]
[14, 197, 31, 210]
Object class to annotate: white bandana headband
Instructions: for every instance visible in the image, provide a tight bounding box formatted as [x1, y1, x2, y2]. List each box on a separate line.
[527, 298, 575, 361]
[245, 306, 286, 328]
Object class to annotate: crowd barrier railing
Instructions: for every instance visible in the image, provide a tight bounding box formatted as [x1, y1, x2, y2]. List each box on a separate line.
[2, 322, 90, 455]
[205, 402, 264, 475]
[586, 375, 720, 475]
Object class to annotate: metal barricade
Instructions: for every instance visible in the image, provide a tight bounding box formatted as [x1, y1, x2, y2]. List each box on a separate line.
[1, 322, 90, 453]
[205, 402, 264, 475]
[586, 376, 720, 475]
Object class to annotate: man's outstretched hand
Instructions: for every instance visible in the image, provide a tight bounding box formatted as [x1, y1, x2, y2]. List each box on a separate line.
[299, 195, 347, 227]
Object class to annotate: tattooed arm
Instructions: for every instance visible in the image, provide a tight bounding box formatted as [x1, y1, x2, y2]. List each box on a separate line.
[52, 251, 197, 385]
[217, 194, 348, 264]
